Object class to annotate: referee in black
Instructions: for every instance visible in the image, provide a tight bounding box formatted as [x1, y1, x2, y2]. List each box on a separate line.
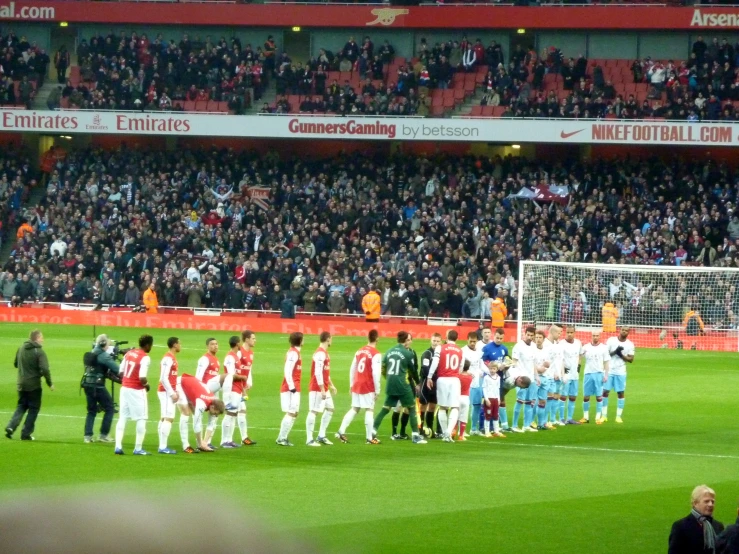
[5, 329, 54, 440]
[418, 333, 441, 437]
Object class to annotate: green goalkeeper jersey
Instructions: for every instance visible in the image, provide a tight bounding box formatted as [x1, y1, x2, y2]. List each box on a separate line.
[382, 344, 419, 396]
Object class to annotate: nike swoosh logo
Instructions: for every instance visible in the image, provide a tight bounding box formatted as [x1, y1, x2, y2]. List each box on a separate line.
[560, 129, 585, 139]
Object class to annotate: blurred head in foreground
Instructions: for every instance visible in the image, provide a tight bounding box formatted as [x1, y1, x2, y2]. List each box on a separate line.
[0, 492, 318, 554]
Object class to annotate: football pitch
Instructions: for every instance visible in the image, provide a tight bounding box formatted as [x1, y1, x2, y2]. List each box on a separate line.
[1, 322, 738, 553]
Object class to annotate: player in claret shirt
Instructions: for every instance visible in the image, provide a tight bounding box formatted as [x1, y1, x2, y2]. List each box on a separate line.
[114, 335, 154, 455]
[157, 337, 181, 455]
[336, 330, 382, 445]
[426, 329, 464, 443]
[175, 373, 225, 453]
[276, 332, 304, 447]
[306, 332, 337, 447]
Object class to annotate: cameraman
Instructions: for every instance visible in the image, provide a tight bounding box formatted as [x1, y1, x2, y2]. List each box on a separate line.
[82, 334, 121, 443]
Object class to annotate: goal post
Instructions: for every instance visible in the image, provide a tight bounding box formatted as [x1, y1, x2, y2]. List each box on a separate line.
[517, 261, 739, 352]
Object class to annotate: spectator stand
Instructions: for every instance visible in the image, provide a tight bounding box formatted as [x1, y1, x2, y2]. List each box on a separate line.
[2, 147, 738, 327]
[461, 41, 739, 121]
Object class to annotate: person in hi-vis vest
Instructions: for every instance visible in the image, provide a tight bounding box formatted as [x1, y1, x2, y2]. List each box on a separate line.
[490, 291, 507, 329]
[362, 286, 381, 323]
[602, 302, 618, 333]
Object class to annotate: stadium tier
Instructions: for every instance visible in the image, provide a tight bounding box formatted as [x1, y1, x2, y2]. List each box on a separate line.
[3, 148, 738, 333]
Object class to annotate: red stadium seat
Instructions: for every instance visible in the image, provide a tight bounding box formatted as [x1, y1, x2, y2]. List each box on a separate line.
[453, 88, 465, 105]
[482, 106, 494, 116]
[173, 100, 184, 110]
[206, 100, 219, 112]
[194, 100, 208, 112]
[492, 106, 506, 117]
[183, 101, 196, 112]
[469, 105, 483, 116]
[217, 101, 229, 113]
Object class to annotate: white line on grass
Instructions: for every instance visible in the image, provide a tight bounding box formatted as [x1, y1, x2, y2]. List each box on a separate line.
[486, 441, 739, 461]
[2, 411, 739, 460]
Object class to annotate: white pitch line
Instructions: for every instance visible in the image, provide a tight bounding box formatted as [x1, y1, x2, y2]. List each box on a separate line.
[2, 411, 738, 460]
[485, 439, 739, 460]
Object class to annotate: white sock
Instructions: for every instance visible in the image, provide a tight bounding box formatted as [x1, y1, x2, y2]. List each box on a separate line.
[159, 420, 172, 450]
[179, 415, 190, 448]
[237, 412, 247, 440]
[319, 410, 332, 438]
[278, 415, 291, 440]
[221, 414, 235, 444]
[222, 374, 233, 400]
[157, 421, 162, 444]
[437, 410, 449, 435]
[306, 412, 316, 442]
[284, 415, 296, 439]
[617, 407, 623, 417]
[115, 417, 126, 450]
[448, 408, 459, 437]
[339, 409, 356, 434]
[364, 411, 374, 440]
[493, 420, 500, 433]
[135, 419, 146, 451]
[484, 419, 490, 434]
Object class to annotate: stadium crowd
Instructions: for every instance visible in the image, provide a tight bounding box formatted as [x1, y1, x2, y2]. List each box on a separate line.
[65, 31, 273, 113]
[479, 39, 739, 121]
[1, 146, 738, 330]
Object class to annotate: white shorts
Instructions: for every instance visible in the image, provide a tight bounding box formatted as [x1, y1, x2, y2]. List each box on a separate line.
[175, 381, 190, 409]
[309, 391, 335, 413]
[437, 377, 461, 408]
[280, 391, 301, 413]
[351, 392, 376, 410]
[205, 376, 222, 394]
[224, 391, 245, 412]
[119, 387, 148, 421]
[158, 391, 176, 419]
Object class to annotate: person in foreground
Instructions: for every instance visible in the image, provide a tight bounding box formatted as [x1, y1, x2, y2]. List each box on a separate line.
[716, 498, 739, 553]
[669, 484, 724, 554]
[5, 329, 54, 440]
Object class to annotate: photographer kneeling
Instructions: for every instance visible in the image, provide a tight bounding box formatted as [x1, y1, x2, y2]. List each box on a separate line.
[82, 335, 121, 443]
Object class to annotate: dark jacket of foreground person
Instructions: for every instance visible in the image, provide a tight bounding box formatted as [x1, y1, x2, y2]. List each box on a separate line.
[16, 339, 52, 391]
[669, 513, 724, 554]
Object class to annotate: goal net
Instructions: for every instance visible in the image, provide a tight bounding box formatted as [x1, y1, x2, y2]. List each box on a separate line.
[517, 261, 739, 352]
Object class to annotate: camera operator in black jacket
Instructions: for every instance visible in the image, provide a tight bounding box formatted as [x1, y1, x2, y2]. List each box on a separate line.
[82, 334, 121, 443]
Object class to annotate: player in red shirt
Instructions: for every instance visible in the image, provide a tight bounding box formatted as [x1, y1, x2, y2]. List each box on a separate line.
[220, 335, 254, 448]
[426, 329, 464, 443]
[336, 329, 382, 444]
[306, 332, 337, 447]
[114, 335, 153, 455]
[457, 358, 474, 441]
[276, 332, 303, 447]
[176, 373, 225, 453]
[196, 338, 229, 393]
[157, 337, 180, 454]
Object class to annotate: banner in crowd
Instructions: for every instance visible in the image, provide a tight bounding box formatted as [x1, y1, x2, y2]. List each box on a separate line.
[1, 110, 738, 146]
[0, 1, 738, 30]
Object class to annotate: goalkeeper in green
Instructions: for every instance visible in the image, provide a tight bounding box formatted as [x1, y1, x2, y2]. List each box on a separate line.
[372, 331, 427, 444]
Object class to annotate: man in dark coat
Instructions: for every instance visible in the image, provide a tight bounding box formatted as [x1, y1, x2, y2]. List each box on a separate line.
[5, 330, 54, 440]
[669, 485, 724, 554]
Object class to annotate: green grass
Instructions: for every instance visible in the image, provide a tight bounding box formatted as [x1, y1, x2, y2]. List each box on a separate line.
[1, 323, 738, 553]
